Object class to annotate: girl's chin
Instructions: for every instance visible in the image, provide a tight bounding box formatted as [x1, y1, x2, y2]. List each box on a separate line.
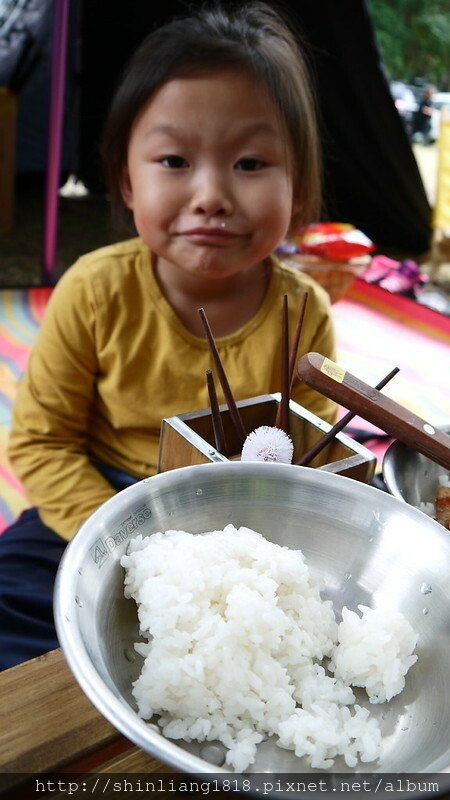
[173, 259, 249, 281]
[155, 246, 268, 281]
[177, 252, 267, 279]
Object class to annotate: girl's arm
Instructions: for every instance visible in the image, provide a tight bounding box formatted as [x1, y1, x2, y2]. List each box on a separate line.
[7, 269, 116, 541]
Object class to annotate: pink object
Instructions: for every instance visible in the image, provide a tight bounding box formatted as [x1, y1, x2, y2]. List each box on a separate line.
[42, 0, 70, 285]
[361, 255, 399, 283]
[378, 260, 423, 293]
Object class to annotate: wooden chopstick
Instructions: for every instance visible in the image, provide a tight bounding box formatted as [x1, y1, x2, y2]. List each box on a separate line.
[275, 290, 308, 430]
[288, 291, 308, 388]
[198, 307, 247, 447]
[206, 369, 227, 455]
[278, 295, 291, 436]
[296, 366, 400, 466]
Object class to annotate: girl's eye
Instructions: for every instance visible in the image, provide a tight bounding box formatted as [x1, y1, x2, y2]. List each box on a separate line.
[236, 158, 266, 172]
[159, 155, 188, 169]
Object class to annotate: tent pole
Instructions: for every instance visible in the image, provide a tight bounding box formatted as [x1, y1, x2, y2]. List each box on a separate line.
[42, 0, 70, 286]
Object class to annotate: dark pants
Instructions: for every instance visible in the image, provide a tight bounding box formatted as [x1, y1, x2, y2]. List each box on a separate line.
[0, 463, 139, 671]
[0, 509, 66, 670]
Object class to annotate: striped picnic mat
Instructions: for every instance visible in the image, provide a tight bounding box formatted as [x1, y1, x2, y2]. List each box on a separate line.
[333, 279, 450, 465]
[0, 288, 52, 531]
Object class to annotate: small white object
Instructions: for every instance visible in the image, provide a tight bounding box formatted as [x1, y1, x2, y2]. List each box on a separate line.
[58, 174, 90, 198]
[241, 425, 294, 464]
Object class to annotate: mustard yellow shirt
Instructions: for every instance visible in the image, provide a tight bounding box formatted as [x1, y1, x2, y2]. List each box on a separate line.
[8, 238, 336, 540]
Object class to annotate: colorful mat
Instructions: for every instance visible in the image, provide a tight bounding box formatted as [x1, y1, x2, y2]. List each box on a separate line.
[346, 279, 450, 344]
[0, 288, 52, 532]
[0, 281, 449, 533]
[333, 279, 450, 465]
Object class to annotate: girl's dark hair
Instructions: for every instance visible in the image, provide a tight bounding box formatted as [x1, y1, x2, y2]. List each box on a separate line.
[101, 2, 321, 235]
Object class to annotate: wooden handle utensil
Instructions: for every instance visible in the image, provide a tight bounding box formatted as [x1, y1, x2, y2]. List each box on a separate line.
[297, 352, 450, 471]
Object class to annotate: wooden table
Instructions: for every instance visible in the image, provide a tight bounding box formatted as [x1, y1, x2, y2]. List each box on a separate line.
[0, 648, 178, 798]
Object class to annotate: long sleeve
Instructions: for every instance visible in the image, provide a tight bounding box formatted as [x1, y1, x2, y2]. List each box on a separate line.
[7, 267, 116, 540]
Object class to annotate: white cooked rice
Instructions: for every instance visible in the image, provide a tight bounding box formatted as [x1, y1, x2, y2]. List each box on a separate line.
[121, 524, 417, 772]
[329, 606, 418, 704]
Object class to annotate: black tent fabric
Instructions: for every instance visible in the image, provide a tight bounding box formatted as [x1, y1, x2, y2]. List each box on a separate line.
[283, 0, 431, 254]
[77, 0, 431, 255]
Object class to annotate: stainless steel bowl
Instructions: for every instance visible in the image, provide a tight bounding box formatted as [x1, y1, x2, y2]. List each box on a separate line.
[54, 462, 450, 789]
[383, 425, 450, 508]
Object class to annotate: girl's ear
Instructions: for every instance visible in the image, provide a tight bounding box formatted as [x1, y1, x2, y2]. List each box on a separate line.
[120, 167, 134, 209]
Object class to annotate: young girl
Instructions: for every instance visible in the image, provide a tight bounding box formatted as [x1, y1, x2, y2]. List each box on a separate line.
[1, 1, 337, 669]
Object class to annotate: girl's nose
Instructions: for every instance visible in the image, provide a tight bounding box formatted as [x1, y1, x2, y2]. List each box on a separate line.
[190, 169, 234, 217]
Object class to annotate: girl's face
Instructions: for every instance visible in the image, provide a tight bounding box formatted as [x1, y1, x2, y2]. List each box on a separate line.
[121, 69, 295, 283]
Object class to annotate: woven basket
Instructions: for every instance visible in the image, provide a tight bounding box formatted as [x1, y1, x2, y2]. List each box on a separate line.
[284, 254, 371, 304]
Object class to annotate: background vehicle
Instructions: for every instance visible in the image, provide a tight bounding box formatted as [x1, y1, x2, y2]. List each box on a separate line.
[389, 81, 418, 135]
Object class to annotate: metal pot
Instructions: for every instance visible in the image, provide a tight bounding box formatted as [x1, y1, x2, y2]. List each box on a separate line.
[54, 462, 450, 791]
[383, 425, 450, 509]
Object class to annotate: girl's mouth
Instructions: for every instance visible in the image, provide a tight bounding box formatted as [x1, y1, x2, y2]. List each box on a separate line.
[179, 227, 239, 244]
